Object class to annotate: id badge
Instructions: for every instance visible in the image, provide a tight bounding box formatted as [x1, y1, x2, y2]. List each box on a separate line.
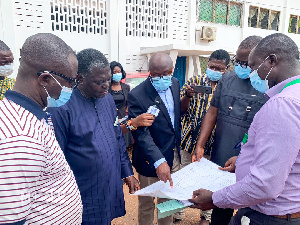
[147, 105, 160, 117]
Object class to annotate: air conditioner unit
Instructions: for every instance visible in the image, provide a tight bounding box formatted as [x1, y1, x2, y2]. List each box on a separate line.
[201, 26, 217, 41]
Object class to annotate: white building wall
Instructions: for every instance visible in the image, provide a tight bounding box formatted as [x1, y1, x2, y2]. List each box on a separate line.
[2, 0, 112, 78]
[119, 0, 190, 73]
[1, 0, 300, 78]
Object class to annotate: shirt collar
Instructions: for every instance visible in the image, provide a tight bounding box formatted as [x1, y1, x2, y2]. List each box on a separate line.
[5, 90, 47, 120]
[265, 75, 300, 98]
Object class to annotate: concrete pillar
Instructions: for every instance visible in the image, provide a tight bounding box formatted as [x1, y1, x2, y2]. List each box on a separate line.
[241, 2, 250, 43]
[188, 0, 197, 45]
[187, 56, 194, 79]
[169, 50, 178, 68]
[280, 0, 290, 34]
[193, 55, 201, 76]
[108, 0, 119, 62]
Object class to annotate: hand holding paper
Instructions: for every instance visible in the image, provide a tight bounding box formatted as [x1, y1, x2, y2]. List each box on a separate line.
[133, 158, 236, 200]
[189, 189, 216, 210]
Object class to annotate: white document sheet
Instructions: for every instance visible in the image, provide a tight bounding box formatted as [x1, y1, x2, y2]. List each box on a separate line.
[133, 158, 236, 200]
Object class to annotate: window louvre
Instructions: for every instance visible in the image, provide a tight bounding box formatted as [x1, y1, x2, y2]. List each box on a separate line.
[248, 6, 280, 31]
[215, 1, 227, 24]
[229, 3, 241, 26]
[288, 15, 300, 34]
[198, 0, 242, 27]
[199, 0, 213, 22]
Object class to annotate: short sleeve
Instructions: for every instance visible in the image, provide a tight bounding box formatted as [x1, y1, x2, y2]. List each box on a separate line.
[210, 76, 224, 108]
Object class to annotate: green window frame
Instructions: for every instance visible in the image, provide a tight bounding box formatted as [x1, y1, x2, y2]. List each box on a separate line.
[198, 0, 242, 27]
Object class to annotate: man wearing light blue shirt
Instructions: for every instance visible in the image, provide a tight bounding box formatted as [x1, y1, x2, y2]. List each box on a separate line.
[128, 53, 187, 225]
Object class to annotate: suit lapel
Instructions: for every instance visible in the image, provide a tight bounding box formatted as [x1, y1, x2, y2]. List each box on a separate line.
[170, 78, 179, 132]
[145, 78, 175, 131]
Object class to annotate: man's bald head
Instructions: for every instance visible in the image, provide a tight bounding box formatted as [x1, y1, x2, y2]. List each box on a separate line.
[0, 40, 10, 52]
[0, 40, 13, 67]
[238, 36, 262, 50]
[149, 53, 173, 76]
[252, 33, 299, 66]
[20, 33, 75, 74]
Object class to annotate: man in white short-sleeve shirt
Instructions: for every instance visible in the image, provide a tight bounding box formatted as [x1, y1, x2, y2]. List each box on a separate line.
[0, 33, 82, 224]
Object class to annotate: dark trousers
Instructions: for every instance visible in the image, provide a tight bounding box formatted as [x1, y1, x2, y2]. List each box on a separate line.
[211, 207, 234, 225]
[229, 208, 300, 225]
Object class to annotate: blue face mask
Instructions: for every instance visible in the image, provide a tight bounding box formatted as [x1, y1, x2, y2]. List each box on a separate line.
[249, 56, 273, 93]
[206, 68, 223, 81]
[235, 65, 251, 79]
[44, 75, 73, 107]
[112, 73, 123, 82]
[151, 75, 172, 92]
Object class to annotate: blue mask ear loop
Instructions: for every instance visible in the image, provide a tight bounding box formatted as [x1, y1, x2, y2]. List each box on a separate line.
[43, 86, 50, 97]
[259, 55, 274, 81]
[264, 54, 277, 81]
[250, 55, 270, 78]
[265, 66, 273, 81]
[42, 73, 64, 104]
[42, 86, 51, 108]
[48, 74, 63, 89]
[148, 74, 152, 82]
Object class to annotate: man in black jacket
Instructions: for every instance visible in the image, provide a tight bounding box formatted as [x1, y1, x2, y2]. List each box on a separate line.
[128, 52, 182, 225]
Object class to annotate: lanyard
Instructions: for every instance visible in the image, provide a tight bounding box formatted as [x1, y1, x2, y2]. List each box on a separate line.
[233, 133, 248, 150]
[279, 78, 300, 93]
[239, 78, 300, 147]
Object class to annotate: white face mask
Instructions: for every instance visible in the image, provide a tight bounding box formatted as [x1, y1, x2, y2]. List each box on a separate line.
[0, 64, 14, 77]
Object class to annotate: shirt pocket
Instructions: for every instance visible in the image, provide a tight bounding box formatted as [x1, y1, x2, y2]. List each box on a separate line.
[218, 88, 266, 124]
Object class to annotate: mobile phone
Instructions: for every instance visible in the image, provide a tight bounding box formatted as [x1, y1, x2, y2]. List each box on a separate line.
[191, 85, 212, 94]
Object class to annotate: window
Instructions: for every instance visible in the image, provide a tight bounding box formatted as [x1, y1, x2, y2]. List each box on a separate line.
[289, 15, 300, 34]
[198, 0, 242, 26]
[248, 6, 280, 31]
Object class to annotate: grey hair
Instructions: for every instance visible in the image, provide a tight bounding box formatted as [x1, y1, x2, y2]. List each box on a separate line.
[77, 48, 109, 77]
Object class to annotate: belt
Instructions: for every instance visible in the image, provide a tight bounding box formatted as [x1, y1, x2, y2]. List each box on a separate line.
[273, 212, 300, 220]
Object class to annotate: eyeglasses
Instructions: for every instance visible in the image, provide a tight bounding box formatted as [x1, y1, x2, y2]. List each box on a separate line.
[37, 71, 78, 88]
[150, 74, 173, 81]
[231, 56, 250, 69]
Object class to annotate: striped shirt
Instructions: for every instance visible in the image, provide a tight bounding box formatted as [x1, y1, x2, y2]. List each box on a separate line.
[180, 74, 216, 155]
[0, 91, 82, 224]
[0, 78, 15, 100]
